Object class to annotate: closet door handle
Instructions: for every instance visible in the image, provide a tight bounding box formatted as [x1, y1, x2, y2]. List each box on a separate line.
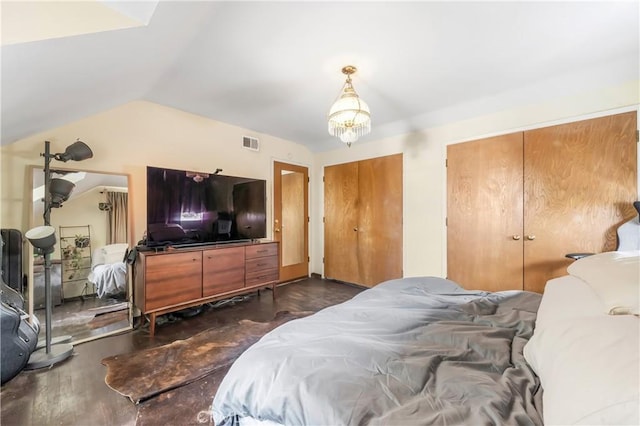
[526, 235, 536, 240]
[353, 227, 359, 232]
[512, 235, 521, 240]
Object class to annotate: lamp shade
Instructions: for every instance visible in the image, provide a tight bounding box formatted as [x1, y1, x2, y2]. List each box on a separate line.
[25, 226, 56, 254]
[56, 141, 93, 162]
[327, 66, 371, 146]
[328, 91, 371, 144]
[49, 178, 75, 206]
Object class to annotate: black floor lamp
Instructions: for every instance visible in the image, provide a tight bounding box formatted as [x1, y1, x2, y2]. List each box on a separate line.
[24, 140, 93, 369]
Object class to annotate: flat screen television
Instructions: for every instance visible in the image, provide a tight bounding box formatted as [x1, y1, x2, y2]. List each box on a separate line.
[145, 166, 266, 247]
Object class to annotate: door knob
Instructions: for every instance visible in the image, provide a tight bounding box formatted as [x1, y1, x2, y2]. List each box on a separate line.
[274, 228, 281, 233]
[353, 227, 358, 232]
[512, 235, 521, 240]
[526, 235, 536, 240]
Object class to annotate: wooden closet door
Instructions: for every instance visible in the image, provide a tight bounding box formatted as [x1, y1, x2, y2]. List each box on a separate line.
[324, 154, 403, 287]
[523, 112, 638, 293]
[324, 161, 360, 284]
[447, 133, 524, 292]
[357, 154, 403, 287]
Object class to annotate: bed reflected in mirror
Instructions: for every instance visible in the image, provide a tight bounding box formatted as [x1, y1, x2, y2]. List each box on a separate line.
[30, 167, 133, 344]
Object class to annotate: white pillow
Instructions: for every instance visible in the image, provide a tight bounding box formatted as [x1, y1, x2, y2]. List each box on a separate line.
[100, 243, 128, 264]
[525, 315, 639, 425]
[91, 248, 106, 269]
[567, 250, 640, 315]
[532, 276, 604, 329]
[101, 243, 129, 255]
[524, 277, 640, 425]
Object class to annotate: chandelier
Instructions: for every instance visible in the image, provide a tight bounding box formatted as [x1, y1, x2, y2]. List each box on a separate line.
[328, 65, 371, 147]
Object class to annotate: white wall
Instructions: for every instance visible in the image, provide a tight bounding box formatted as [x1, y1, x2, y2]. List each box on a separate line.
[1, 100, 314, 245]
[312, 80, 640, 279]
[2, 81, 638, 289]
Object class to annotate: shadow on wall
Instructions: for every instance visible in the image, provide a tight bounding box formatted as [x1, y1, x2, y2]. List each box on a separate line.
[401, 130, 431, 159]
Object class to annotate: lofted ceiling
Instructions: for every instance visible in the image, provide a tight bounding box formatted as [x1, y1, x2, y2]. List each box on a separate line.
[1, 1, 638, 152]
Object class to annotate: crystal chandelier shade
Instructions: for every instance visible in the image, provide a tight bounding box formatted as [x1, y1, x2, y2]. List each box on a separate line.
[327, 66, 371, 147]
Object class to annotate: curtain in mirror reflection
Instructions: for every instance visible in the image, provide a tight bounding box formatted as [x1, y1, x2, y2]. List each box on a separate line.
[107, 192, 128, 244]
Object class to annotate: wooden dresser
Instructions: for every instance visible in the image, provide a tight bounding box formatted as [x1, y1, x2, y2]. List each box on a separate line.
[134, 241, 279, 336]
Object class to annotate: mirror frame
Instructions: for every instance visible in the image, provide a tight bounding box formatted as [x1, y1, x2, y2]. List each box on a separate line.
[27, 165, 134, 343]
[273, 161, 309, 283]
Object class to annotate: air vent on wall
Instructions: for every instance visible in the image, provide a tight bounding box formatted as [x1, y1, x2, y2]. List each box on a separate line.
[242, 136, 259, 151]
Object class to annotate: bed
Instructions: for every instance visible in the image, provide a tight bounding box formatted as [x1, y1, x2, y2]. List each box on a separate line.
[212, 276, 544, 425]
[212, 250, 640, 425]
[88, 243, 128, 298]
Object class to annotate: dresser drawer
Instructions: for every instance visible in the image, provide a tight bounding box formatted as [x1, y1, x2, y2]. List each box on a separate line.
[245, 243, 278, 259]
[245, 244, 278, 286]
[245, 269, 279, 287]
[246, 255, 278, 273]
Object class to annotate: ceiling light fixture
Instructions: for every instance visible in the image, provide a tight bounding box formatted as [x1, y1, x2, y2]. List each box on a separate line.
[328, 65, 371, 147]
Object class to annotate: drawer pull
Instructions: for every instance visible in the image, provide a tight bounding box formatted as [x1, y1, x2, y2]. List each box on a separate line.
[257, 263, 266, 267]
[257, 249, 268, 253]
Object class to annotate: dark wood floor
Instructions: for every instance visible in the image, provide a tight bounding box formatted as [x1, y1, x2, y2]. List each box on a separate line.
[0, 277, 363, 426]
[46, 295, 130, 342]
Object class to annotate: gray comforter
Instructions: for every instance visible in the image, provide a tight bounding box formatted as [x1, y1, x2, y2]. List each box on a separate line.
[212, 277, 543, 425]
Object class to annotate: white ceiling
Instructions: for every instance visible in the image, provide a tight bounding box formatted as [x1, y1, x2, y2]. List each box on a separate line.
[2, 1, 638, 152]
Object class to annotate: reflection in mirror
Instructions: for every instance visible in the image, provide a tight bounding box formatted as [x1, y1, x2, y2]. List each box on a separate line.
[31, 167, 132, 343]
[281, 170, 305, 267]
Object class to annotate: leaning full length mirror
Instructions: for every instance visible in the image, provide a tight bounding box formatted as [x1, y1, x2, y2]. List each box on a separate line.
[273, 161, 309, 283]
[281, 169, 305, 268]
[30, 167, 132, 343]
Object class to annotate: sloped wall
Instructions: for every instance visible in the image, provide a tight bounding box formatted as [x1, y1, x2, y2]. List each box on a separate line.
[1, 99, 313, 253]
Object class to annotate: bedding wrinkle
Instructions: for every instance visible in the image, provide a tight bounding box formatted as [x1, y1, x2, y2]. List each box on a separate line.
[212, 277, 543, 426]
[90, 262, 127, 297]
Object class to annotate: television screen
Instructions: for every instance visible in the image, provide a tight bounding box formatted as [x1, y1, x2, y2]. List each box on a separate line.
[146, 166, 266, 247]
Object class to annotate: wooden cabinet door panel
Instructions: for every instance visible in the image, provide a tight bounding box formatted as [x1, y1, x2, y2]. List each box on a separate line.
[145, 251, 202, 311]
[523, 111, 637, 293]
[202, 247, 245, 296]
[447, 133, 524, 292]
